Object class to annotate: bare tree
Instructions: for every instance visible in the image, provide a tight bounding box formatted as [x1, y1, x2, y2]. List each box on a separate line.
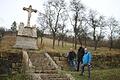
[107, 17, 119, 50]
[57, 25, 69, 47]
[69, 0, 85, 49]
[37, 13, 47, 44]
[88, 10, 98, 50]
[57, 11, 68, 47]
[96, 16, 106, 48]
[77, 22, 89, 47]
[37, 27, 45, 44]
[43, 0, 66, 49]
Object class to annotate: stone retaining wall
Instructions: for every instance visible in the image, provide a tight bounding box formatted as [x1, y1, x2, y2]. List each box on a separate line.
[0, 51, 23, 75]
[51, 54, 120, 69]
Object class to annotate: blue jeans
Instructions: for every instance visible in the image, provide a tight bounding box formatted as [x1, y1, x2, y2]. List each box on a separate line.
[68, 60, 76, 70]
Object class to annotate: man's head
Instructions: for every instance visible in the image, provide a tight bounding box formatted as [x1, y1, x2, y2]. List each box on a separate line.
[84, 48, 88, 53]
[70, 48, 73, 52]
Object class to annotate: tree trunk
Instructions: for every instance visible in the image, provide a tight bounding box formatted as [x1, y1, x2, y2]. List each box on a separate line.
[40, 37, 43, 44]
[53, 33, 56, 49]
[84, 37, 87, 48]
[72, 36, 74, 47]
[74, 34, 77, 49]
[62, 37, 64, 47]
[58, 39, 60, 46]
[93, 27, 97, 51]
[62, 41, 64, 47]
[74, 12, 78, 50]
[94, 40, 98, 51]
[109, 37, 113, 51]
[78, 36, 82, 47]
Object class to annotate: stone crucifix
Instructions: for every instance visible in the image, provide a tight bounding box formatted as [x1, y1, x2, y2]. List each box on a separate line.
[23, 5, 37, 27]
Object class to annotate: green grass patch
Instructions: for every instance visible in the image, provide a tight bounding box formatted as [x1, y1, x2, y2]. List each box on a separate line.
[64, 68, 120, 80]
[0, 73, 27, 80]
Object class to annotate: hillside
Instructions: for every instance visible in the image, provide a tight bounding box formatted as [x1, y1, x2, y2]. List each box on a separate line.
[0, 35, 120, 80]
[0, 36, 120, 55]
[37, 37, 120, 55]
[0, 36, 16, 51]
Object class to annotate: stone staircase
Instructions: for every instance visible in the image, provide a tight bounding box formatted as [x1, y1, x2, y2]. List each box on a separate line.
[28, 52, 72, 80]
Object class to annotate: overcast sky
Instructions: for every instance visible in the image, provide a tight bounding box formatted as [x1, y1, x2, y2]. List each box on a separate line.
[0, 0, 120, 29]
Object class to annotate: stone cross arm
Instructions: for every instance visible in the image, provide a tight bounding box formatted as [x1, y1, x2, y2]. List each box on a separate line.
[23, 7, 37, 13]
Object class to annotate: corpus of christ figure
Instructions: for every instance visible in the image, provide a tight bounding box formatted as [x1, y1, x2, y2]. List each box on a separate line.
[23, 5, 37, 27]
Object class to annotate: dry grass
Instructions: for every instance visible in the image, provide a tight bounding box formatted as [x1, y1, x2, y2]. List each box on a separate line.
[37, 37, 120, 55]
[38, 37, 81, 53]
[0, 36, 16, 51]
[0, 36, 119, 55]
[90, 47, 120, 55]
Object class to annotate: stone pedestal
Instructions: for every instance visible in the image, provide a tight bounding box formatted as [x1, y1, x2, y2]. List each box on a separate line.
[14, 36, 38, 49]
[13, 23, 38, 49]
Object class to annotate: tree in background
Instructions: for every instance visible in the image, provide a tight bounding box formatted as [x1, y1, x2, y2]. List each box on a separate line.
[96, 16, 106, 48]
[37, 27, 45, 44]
[11, 21, 17, 32]
[107, 17, 119, 50]
[78, 22, 90, 47]
[70, 0, 85, 49]
[37, 12, 48, 44]
[57, 11, 69, 47]
[57, 24, 69, 47]
[43, 0, 66, 49]
[88, 10, 101, 50]
[0, 27, 5, 47]
[36, 0, 120, 50]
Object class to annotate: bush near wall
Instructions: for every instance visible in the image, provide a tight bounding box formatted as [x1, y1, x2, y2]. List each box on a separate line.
[92, 54, 120, 69]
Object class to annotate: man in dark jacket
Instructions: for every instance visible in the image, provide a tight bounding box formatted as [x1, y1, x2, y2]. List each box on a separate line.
[67, 48, 76, 70]
[77, 47, 84, 71]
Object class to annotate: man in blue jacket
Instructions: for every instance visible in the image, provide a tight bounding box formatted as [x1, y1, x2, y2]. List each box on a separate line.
[81, 48, 92, 79]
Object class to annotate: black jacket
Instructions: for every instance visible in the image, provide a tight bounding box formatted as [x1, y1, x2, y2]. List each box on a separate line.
[77, 48, 84, 61]
[68, 51, 76, 60]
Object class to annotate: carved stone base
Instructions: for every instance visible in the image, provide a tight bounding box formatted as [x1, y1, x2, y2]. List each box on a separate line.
[13, 36, 38, 49]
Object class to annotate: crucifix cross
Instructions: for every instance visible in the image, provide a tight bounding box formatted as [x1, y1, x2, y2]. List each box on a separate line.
[23, 5, 37, 27]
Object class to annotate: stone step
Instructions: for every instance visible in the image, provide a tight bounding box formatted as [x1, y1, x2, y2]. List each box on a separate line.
[35, 66, 56, 70]
[42, 78, 70, 80]
[31, 73, 70, 80]
[28, 53, 71, 80]
[34, 70, 58, 74]
[49, 78, 70, 80]
[40, 70, 58, 74]
[40, 73, 70, 80]
[29, 53, 56, 71]
[40, 74, 67, 78]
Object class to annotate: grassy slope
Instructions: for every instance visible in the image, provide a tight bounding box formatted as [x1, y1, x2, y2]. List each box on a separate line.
[38, 37, 120, 80]
[0, 36, 16, 50]
[0, 36, 120, 80]
[66, 68, 120, 80]
[38, 37, 120, 55]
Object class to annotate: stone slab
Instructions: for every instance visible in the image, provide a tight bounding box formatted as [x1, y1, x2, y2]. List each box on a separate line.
[13, 36, 38, 49]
